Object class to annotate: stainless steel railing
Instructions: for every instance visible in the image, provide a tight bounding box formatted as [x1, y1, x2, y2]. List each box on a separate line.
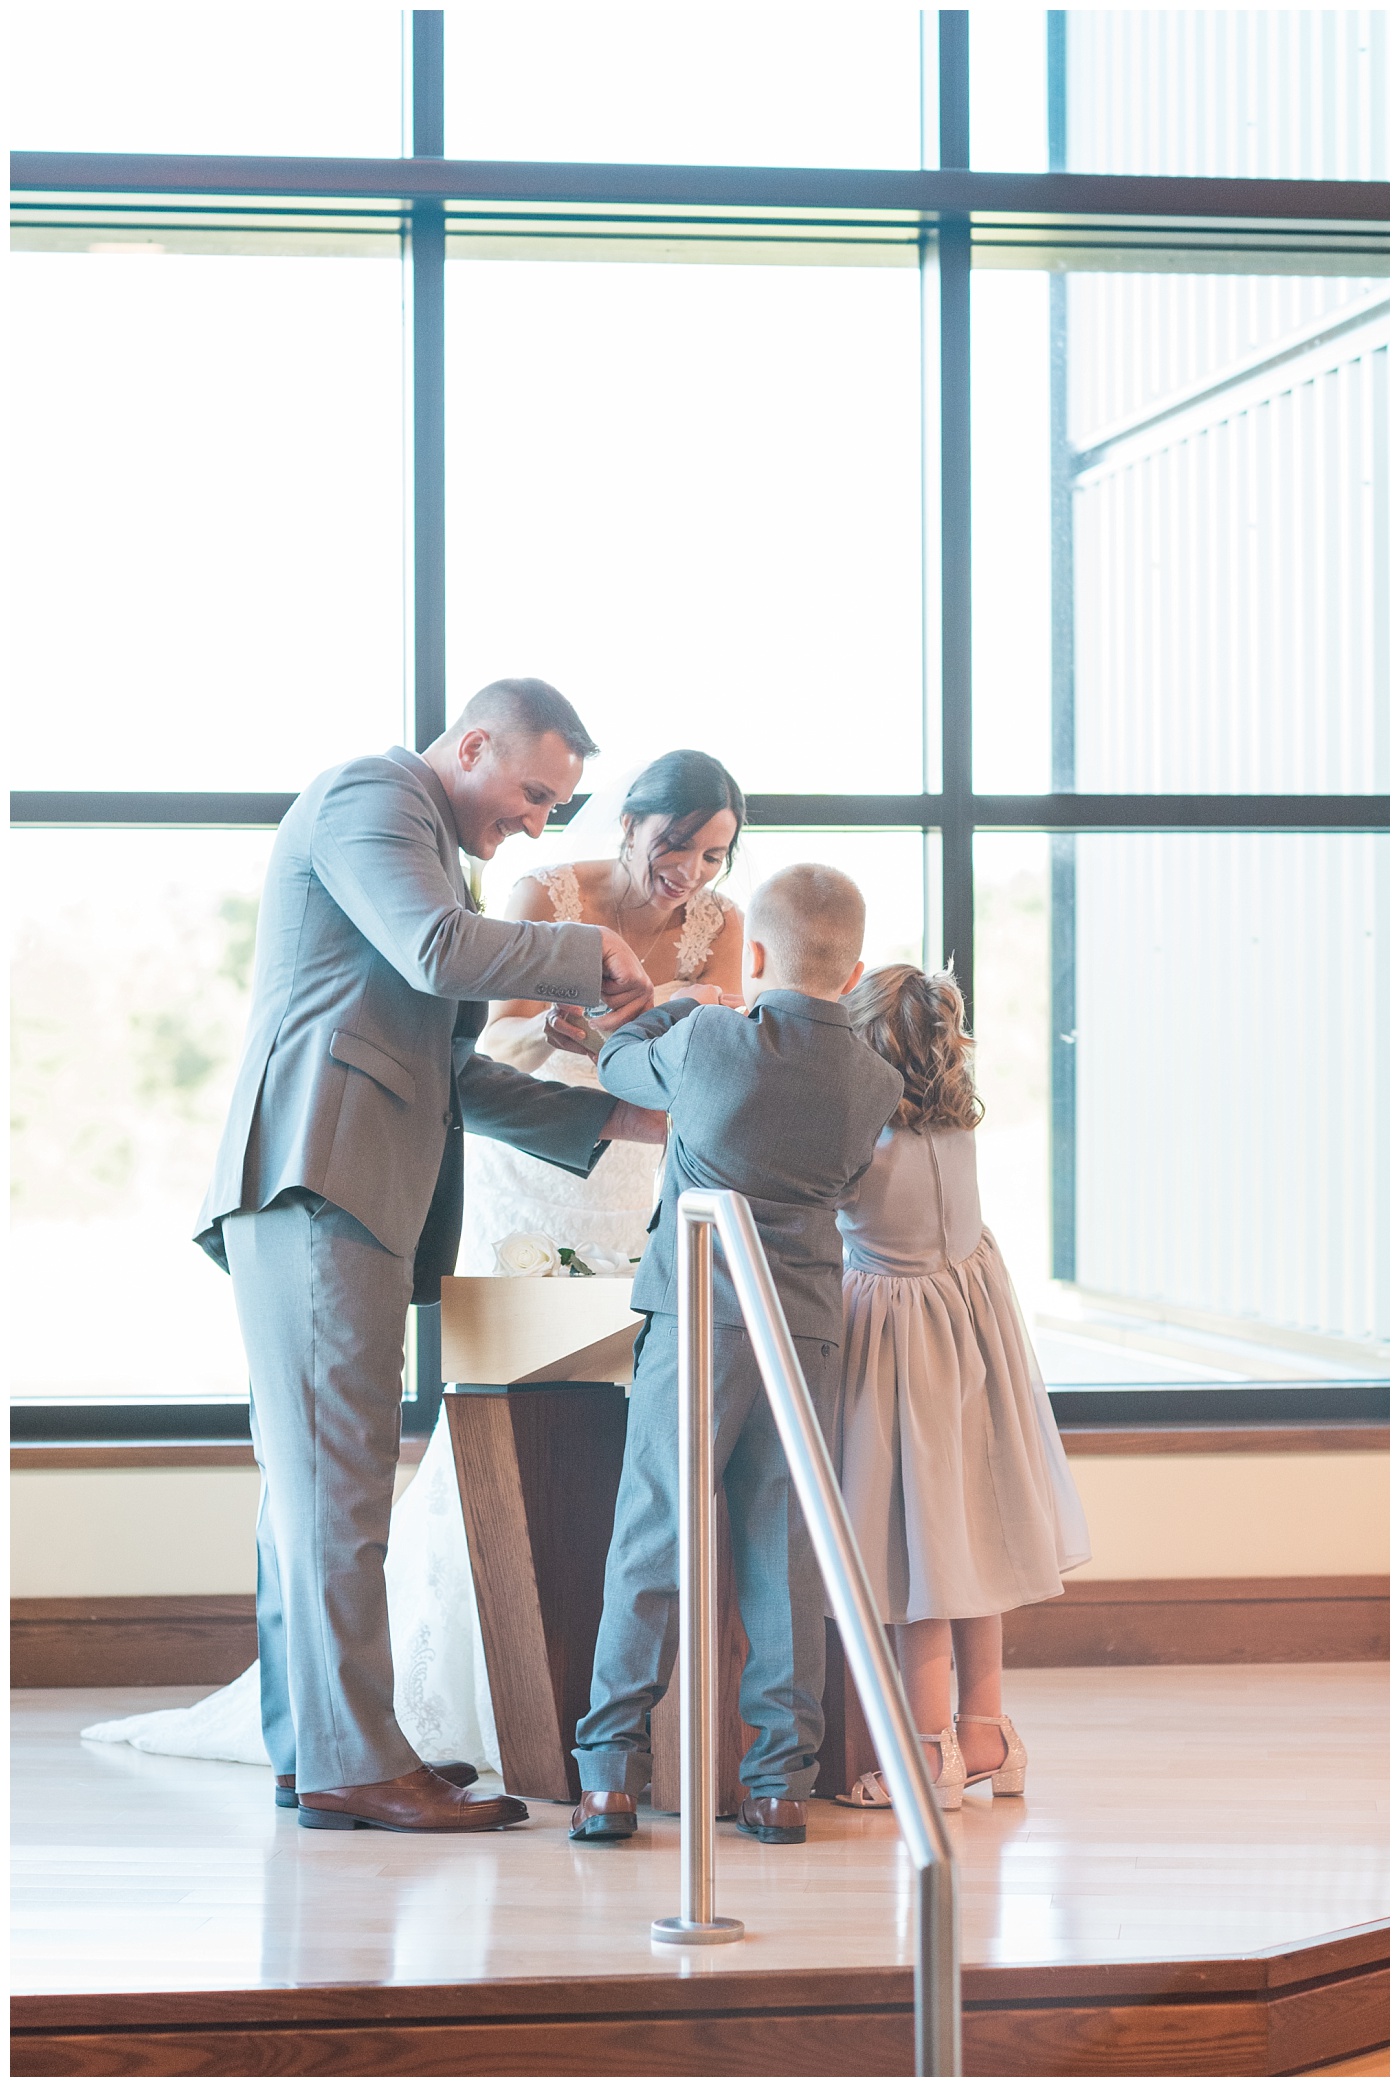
[649, 1188, 961, 2077]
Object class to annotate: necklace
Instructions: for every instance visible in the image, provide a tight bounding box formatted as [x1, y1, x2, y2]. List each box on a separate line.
[612, 863, 682, 974]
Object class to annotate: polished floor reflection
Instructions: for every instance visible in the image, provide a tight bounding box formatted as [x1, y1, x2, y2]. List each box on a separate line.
[12, 1664, 1387, 1997]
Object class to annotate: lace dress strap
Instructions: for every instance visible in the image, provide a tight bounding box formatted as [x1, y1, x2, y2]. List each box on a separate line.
[674, 888, 728, 982]
[533, 864, 584, 923]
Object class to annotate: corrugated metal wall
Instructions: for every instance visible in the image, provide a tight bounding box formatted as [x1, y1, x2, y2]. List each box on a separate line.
[1073, 325, 1388, 792]
[1067, 9, 1388, 179]
[1067, 273, 1385, 444]
[1075, 832, 1388, 1344]
[1063, 12, 1388, 1350]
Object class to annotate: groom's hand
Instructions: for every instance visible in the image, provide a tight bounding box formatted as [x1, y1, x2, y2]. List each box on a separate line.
[597, 928, 654, 1025]
[601, 1100, 669, 1146]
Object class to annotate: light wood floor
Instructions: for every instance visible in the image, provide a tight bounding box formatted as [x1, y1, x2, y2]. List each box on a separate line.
[1304, 2051, 1389, 2076]
[12, 1665, 1386, 1999]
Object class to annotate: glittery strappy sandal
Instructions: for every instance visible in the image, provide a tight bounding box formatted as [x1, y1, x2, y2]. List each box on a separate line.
[957, 1712, 1028, 1796]
[833, 1727, 968, 1813]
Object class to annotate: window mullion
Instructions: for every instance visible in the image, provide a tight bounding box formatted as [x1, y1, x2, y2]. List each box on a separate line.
[408, 9, 447, 1435]
[935, 12, 974, 1007]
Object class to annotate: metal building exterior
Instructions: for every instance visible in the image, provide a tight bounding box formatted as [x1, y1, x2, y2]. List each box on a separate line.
[1057, 10, 1388, 1366]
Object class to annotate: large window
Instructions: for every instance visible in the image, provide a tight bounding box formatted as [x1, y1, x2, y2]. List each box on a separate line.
[11, 831, 271, 1407]
[443, 8, 923, 169]
[968, 10, 1390, 179]
[11, 249, 406, 793]
[975, 831, 1388, 1384]
[972, 264, 1388, 795]
[444, 258, 924, 793]
[10, 8, 1388, 1434]
[10, 8, 404, 156]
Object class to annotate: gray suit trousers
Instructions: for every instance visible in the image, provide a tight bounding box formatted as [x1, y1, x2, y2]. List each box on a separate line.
[575, 1314, 840, 1802]
[223, 1190, 420, 1792]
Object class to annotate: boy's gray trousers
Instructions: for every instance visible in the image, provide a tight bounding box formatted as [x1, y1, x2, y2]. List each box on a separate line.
[575, 1313, 841, 1802]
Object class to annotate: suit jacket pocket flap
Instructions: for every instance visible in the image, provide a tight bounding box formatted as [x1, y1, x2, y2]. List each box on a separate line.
[329, 1028, 417, 1107]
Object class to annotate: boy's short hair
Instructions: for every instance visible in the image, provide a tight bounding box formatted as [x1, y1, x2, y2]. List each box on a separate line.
[748, 865, 866, 993]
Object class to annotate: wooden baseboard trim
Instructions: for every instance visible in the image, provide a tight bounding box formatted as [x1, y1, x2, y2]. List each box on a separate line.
[1006, 1576, 1389, 1667]
[10, 1596, 257, 1689]
[14, 1425, 1383, 1470]
[1060, 1424, 1388, 1455]
[11, 1438, 430, 1471]
[10, 1923, 1388, 2076]
[11, 1576, 1388, 1691]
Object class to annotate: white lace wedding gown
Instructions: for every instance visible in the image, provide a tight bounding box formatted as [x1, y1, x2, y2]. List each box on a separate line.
[83, 871, 728, 1775]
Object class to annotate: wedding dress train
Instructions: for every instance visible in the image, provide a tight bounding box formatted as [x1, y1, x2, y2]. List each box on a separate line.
[83, 1415, 502, 1771]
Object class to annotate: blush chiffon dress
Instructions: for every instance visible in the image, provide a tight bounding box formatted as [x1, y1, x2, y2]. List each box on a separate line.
[836, 1122, 1090, 1624]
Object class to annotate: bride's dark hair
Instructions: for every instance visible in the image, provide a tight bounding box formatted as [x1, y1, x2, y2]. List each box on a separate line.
[620, 751, 746, 874]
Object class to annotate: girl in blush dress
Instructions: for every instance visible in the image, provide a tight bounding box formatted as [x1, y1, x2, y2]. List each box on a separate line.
[833, 966, 1089, 1812]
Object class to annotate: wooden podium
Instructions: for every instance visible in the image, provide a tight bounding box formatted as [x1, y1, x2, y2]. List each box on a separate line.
[441, 1277, 639, 1803]
[441, 1276, 877, 1808]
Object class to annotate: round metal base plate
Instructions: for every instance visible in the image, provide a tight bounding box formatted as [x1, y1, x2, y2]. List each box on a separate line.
[651, 1915, 746, 1945]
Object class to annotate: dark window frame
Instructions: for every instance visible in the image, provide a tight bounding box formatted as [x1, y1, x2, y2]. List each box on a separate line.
[9, 11, 1390, 1440]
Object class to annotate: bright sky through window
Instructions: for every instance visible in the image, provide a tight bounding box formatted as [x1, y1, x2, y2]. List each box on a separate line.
[10, 6, 404, 155]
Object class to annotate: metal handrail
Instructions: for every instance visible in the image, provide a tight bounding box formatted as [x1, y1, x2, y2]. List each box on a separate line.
[649, 1188, 961, 2077]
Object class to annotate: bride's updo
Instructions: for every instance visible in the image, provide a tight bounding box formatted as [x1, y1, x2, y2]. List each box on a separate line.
[620, 751, 747, 879]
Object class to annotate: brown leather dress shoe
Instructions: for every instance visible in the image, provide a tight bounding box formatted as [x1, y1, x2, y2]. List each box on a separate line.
[736, 1797, 807, 1845]
[298, 1766, 526, 1833]
[276, 1760, 477, 1810]
[569, 1790, 638, 1842]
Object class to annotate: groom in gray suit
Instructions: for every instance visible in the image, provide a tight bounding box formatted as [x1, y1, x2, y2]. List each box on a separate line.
[196, 678, 658, 1833]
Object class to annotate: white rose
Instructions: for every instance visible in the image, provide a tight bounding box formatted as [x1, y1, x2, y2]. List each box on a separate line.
[572, 1242, 632, 1276]
[493, 1231, 563, 1278]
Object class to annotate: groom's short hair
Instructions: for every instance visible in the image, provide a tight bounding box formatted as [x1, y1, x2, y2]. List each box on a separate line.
[749, 865, 866, 993]
[452, 677, 599, 761]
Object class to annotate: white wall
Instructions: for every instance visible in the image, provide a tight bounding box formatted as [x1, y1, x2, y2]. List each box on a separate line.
[1066, 1452, 1389, 1580]
[9, 1451, 1388, 1598]
[10, 1462, 421, 1599]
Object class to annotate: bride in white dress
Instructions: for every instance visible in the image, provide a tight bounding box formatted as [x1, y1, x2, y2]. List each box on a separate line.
[83, 751, 747, 1779]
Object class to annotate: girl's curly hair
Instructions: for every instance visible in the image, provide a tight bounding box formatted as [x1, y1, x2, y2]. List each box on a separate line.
[845, 963, 984, 1133]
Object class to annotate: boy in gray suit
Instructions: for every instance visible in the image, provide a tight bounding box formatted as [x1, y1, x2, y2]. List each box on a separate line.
[570, 866, 904, 1846]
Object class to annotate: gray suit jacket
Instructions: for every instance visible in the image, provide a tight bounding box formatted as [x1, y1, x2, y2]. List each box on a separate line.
[196, 747, 615, 1287]
[598, 990, 905, 1341]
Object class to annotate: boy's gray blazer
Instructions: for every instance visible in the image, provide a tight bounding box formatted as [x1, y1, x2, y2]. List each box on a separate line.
[195, 747, 614, 1287]
[598, 991, 904, 1342]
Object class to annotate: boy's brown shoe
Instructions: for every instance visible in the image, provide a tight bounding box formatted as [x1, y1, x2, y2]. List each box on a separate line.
[569, 1790, 638, 1841]
[736, 1797, 807, 1844]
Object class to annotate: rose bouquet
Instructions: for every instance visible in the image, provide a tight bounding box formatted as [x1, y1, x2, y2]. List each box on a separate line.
[492, 1232, 638, 1279]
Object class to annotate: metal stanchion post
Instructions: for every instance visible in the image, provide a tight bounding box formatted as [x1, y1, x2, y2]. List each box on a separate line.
[652, 1209, 744, 1946]
[649, 1190, 958, 2068]
[711, 1189, 959, 2074]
